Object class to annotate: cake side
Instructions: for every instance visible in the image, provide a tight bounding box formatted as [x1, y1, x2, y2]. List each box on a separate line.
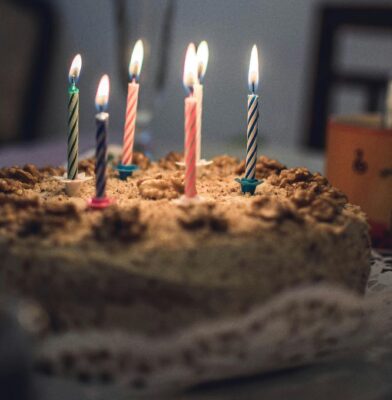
[0, 154, 371, 336]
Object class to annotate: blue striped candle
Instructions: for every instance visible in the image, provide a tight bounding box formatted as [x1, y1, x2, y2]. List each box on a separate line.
[94, 75, 110, 199]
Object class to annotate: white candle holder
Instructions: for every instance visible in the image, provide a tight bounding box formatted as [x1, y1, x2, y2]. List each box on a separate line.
[175, 159, 213, 168]
[175, 159, 213, 170]
[54, 173, 93, 197]
[172, 194, 205, 206]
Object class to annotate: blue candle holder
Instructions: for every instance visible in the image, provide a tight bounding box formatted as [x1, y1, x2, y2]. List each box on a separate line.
[235, 177, 263, 195]
[115, 164, 139, 180]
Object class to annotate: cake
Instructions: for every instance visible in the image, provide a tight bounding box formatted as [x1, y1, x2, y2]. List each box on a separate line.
[0, 152, 370, 340]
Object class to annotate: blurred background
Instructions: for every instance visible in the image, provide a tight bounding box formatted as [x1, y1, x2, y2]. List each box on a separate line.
[1, 0, 392, 166]
[0, 2, 391, 398]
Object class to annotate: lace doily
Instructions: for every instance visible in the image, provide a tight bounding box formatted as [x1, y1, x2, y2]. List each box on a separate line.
[32, 251, 392, 397]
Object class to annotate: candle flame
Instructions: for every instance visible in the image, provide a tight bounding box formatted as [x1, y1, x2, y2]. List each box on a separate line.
[68, 54, 82, 84]
[95, 74, 110, 111]
[183, 43, 197, 94]
[196, 41, 209, 82]
[129, 39, 144, 81]
[248, 45, 259, 93]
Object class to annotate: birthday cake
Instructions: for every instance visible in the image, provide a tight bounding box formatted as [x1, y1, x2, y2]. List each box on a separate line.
[0, 153, 370, 339]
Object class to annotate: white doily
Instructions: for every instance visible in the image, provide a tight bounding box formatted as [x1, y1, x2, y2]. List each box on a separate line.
[34, 251, 392, 397]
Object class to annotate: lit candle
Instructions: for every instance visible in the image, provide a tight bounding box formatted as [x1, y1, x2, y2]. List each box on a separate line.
[194, 41, 209, 163]
[245, 45, 259, 180]
[236, 45, 262, 195]
[94, 75, 110, 200]
[122, 40, 144, 166]
[183, 43, 198, 199]
[67, 54, 82, 180]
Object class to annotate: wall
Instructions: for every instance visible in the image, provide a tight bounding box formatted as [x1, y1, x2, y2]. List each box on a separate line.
[40, 0, 392, 156]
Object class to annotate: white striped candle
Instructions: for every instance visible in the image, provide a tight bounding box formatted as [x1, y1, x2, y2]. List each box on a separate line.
[245, 94, 259, 179]
[245, 45, 260, 180]
[194, 82, 203, 163]
[195, 41, 209, 163]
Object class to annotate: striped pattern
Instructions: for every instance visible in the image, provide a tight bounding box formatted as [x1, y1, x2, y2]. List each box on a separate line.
[185, 98, 197, 198]
[95, 115, 108, 198]
[67, 91, 79, 179]
[122, 83, 139, 165]
[194, 83, 203, 163]
[245, 94, 259, 180]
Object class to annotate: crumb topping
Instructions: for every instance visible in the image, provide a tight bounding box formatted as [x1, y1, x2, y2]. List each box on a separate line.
[236, 156, 286, 179]
[248, 195, 300, 224]
[132, 152, 151, 170]
[137, 173, 183, 200]
[19, 203, 80, 238]
[0, 153, 365, 244]
[178, 203, 228, 232]
[158, 152, 183, 170]
[94, 205, 146, 242]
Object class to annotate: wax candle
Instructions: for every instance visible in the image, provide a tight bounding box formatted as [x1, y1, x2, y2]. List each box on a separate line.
[94, 75, 110, 199]
[67, 54, 82, 180]
[195, 41, 209, 163]
[122, 40, 144, 166]
[235, 45, 262, 195]
[245, 45, 259, 180]
[183, 43, 198, 198]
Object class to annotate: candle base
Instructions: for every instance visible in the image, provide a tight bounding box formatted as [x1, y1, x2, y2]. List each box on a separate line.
[175, 159, 213, 168]
[88, 196, 114, 210]
[55, 173, 93, 197]
[173, 194, 204, 206]
[235, 177, 263, 195]
[115, 164, 139, 180]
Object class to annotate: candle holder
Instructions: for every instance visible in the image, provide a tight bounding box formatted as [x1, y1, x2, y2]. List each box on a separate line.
[176, 159, 213, 168]
[173, 194, 204, 206]
[176, 159, 213, 179]
[235, 177, 263, 195]
[88, 196, 114, 210]
[115, 164, 139, 180]
[55, 173, 93, 197]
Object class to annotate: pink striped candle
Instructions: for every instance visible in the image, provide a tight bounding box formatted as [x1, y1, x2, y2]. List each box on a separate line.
[184, 96, 197, 198]
[122, 82, 139, 165]
[183, 43, 198, 199]
[122, 40, 144, 166]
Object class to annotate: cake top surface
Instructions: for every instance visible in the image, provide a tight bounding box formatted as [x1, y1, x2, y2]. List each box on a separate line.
[0, 153, 367, 288]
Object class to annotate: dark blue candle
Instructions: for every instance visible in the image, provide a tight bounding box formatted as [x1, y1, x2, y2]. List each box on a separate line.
[94, 75, 110, 199]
